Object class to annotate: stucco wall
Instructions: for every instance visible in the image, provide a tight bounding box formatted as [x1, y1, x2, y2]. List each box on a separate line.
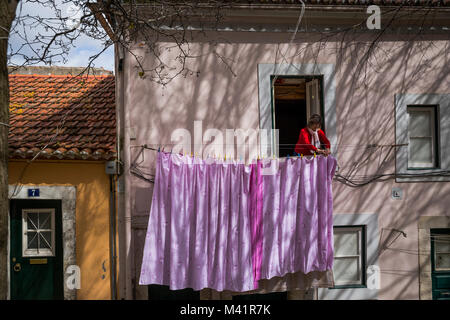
[8, 160, 113, 300]
[119, 30, 450, 300]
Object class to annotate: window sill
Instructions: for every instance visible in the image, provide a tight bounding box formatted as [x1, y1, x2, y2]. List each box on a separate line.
[395, 173, 450, 182]
[395, 166, 450, 182]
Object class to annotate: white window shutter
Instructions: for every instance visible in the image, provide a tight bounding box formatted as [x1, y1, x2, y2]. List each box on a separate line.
[407, 107, 436, 168]
[306, 79, 321, 120]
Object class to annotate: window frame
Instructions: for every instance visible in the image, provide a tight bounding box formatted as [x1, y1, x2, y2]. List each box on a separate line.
[332, 225, 367, 289]
[406, 105, 440, 170]
[22, 208, 56, 257]
[394, 93, 450, 183]
[431, 229, 450, 273]
[257, 63, 337, 160]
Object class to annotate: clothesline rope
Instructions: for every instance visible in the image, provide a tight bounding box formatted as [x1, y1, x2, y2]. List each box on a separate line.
[131, 145, 332, 165]
[129, 144, 407, 160]
[130, 143, 408, 147]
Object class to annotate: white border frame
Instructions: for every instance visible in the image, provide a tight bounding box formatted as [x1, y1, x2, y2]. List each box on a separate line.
[418, 216, 450, 300]
[257, 63, 337, 157]
[395, 93, 450, 182]
[318, 213, 379, 300]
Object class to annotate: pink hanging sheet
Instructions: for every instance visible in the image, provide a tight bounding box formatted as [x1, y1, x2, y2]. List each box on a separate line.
[139, 152, 337, 292]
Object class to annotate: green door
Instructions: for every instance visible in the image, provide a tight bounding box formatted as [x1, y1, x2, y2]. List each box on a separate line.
[431, 228, 450, 300]
[10, 199, 64, 300]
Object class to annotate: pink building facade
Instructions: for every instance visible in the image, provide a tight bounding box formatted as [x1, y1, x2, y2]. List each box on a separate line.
[112, 3, 450, 300]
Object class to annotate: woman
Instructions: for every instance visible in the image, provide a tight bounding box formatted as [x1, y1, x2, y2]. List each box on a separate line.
[294, 114, 331, 156]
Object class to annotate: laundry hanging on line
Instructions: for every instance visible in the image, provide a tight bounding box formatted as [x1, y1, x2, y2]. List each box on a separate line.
[139, 151, 337, 292]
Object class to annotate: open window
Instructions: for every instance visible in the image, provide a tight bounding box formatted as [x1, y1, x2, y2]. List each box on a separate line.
[272, 76, 324, 157]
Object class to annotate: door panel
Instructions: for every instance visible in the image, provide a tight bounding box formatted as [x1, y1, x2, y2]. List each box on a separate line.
[10, 199, 64, 300]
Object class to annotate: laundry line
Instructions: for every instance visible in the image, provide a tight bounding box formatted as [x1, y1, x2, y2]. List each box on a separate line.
[129, 143, 407, 161]
[130, 142, 408, 148]
[131, 144, 331, 164]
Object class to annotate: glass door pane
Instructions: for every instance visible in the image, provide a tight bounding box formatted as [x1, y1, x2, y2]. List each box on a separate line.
[22, 209, 55, 257]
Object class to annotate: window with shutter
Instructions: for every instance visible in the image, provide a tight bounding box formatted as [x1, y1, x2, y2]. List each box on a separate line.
[407, 106, 438, 169]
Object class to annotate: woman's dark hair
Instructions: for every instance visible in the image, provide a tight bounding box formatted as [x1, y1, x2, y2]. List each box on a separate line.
[308, 114, 322, 126]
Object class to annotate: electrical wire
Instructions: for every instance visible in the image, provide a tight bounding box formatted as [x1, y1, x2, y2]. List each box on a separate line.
[335, 170, 450, 188]
[129, 144, 450, 187]
[130, 166, 155, 183]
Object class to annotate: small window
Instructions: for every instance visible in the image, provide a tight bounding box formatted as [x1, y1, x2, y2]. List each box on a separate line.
[333, 226, 366, 288]
[22, 208, 55, 257]
[433, 232, 450, 272]
[407, 105, 439, 169]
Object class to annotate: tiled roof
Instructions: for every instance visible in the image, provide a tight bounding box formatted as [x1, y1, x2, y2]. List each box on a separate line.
[8, 74, 116, 161]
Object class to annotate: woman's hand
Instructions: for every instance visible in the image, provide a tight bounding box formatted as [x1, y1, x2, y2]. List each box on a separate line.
[316, 149, 330, 156]
[316, 149, 325, 155]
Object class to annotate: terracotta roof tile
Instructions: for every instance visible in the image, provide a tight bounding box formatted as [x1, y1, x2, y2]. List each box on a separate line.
[8, 74, 116, 161]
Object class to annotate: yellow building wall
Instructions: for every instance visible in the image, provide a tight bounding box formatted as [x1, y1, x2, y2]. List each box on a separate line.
[9, 160, 114, 300]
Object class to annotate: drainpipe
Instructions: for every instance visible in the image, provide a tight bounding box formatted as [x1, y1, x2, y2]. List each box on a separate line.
[115, 39, 132, 300]
[108, 173, 118, 300]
